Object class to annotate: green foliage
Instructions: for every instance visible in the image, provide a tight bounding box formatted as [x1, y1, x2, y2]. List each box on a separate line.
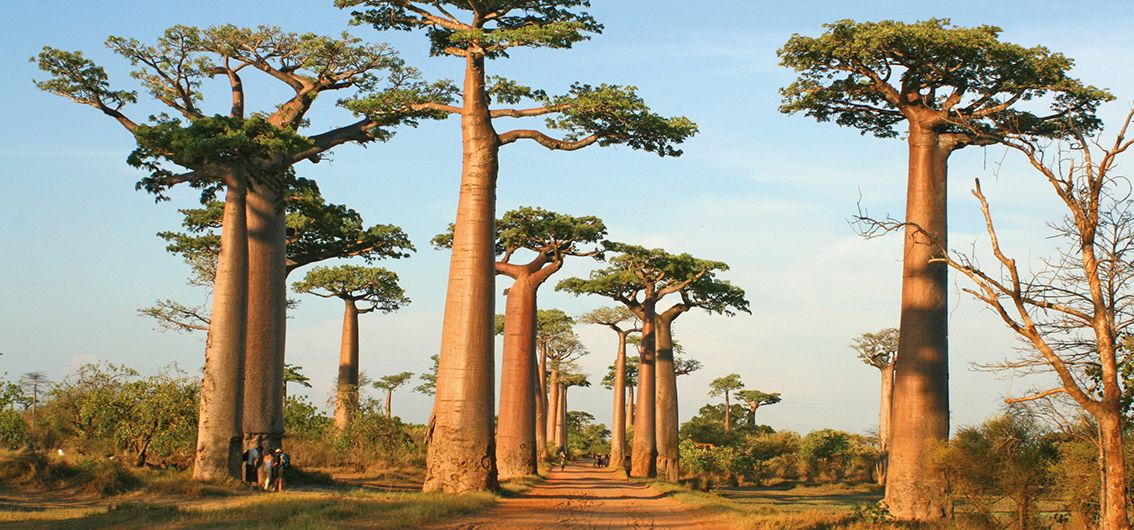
[293, 265, 410, 313]
[545, 83, 698, 157]
[709, 374, 744, 399]
[284, 395, 332, 439]
[339, 1, 603, 58]
[778, 18, 1112, 140]
[0, 410, 28, 450]
[566, 411, 609, 455]
[32, 47, 138, 109]
[602, 355, 639, 389]
[335, 408, 423, 466]
[851, 328, 898, 369]
[679, 403, 765, 447]
[373, 371, 415, 392]
[935, 414, 1059, 526]
[433, 207, 606, 264]
[414, 354, 439, 396]
[42, 363, 198, 467]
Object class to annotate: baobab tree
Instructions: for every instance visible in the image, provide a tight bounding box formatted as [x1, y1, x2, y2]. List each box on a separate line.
[435, 207, 605, 478]
[19, 372, 48, 425]
[340, 1, 697, 493]
[141, 182, 414, 333]
[544, 330, 588, 455]
[852, 327, 899, 485]
[779, 18, 1108, 519]
[736, 390, 781, 427]
[292, 265, 409, 431]
[581, 306, 640, 470]
[604, 353, 640, 432]
[555, 367, 591, 455]
[559, 243, 725, 478]
[373, 371, 415, 418]
[708, 374, 744, 435]
[534, 309, 576, 461]
[652, 271, 749, 481]
[35, 25, 448, 480]
[924, 108, 1134, 528]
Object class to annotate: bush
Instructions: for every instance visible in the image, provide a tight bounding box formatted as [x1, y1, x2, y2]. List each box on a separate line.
[0, 409, 29, 449]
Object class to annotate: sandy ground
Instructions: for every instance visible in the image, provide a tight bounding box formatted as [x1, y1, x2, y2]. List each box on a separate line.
[427, 463, 729, 530]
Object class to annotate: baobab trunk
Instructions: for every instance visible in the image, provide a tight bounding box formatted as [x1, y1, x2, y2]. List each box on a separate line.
[535, 346, 549, 461]
[496, 277, 538, 478]
[627, 382, 635, 429]
[546, 367, 561, 447]
[423, 55, 500, 493]
[609, 331, 628, 470]
[334, 301, 361, 431]
[556, 385, 568, 453]
[885, 123, 952, 520]
[244, 184, 288, 452]
[654, 315, 679, 482]
[193, 174, 248, 481]
[877, 363, 894, 486]
[631, 298, 657, 478]
[1098, 404, 1130, 528]
[385, 389, 392, 418]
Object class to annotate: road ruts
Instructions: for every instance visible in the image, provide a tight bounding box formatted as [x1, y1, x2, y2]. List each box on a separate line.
[425, 462, 728, 529]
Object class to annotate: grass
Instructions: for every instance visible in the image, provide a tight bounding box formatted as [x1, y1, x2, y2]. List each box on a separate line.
[0, 489, 496, 529]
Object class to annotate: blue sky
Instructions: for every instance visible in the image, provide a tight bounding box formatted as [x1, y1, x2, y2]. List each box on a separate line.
[2, 1, 1133, 435]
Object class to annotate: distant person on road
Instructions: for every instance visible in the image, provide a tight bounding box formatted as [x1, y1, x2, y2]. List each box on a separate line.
[557, 448, 567, 471]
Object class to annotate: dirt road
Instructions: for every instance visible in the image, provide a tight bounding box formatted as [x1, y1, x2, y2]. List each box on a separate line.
[427, 463, 727, 530]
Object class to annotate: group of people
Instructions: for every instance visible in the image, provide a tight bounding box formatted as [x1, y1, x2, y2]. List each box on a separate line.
[242, 441, 290, 492]
[590, 453, 610, 468]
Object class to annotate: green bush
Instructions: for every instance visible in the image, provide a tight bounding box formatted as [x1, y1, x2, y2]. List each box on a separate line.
[0, 409, 29, 449]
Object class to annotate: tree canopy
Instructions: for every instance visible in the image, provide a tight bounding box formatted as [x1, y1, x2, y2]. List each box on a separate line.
[709, 374, 744, 399]
[778, 18, 1111, 141]
[292, 265, 409, 313]
[852, 328, 900, 369]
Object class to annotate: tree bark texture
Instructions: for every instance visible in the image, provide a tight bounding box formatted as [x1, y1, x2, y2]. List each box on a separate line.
[627, 383, 635, 430]
[724, 392, 731, 434]
[654, 314, 680, 483]
[631, 298, 657, 478]
[556, 385, 568, 453]
[385, 389, 393, 418]
[193, 175, 248, 481]
[536, 345, 549, 461]
[884, 123, 952, 521]
[878, 363, 894, 486]
[1099, 408, 1130, 528]
[243, 183, 288, 452]
[546, 367, 561, 449]
[334, 301, 361, 432]
[609, 331, 628, 470]
[423, 55, 500, 493]
[496, 277, 538, 478]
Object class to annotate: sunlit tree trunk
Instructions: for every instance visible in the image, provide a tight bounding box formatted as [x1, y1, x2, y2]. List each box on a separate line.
[1097, 346, 1129, 529]
[423, 54, 500, 493]
[877, 363, 894, 486]
[654, 313, 680, 482]
[555, 384, 568, 453]
[609, 330, 628, 470]
[536, 345, 549, 461]
[631, 297, 657, 478]
[334, 301, 361, 431]
[546, 366, 561, 447]
[885, 122, 952, 520]
[385, 389, 393, 418]
[244, 183, 288, 453]
[193, 174, 248, 481]
[497, 276, 538, 478]
[724, 391, 731, 434]
[627, 382, 635, 430]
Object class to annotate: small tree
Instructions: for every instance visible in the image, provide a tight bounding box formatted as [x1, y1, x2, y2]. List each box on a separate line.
[708, 374, 745, 434]
[282, 363, 311, 404]
[19, 372, 48, 424]
[851, 327, 898, 484]
[373, 371, 415, 418]
[292, 265, 409, 431]
[535, 309, 576, 460]
[736, 390, 781, 427]
[414, 354, 439, 396]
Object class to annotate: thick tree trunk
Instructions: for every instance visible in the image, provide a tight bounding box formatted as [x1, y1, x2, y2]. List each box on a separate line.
[877, 363, 894, 486]
[631, 298, 657, 478]
[724, 393, 731, 434]
[654, 315, 680, 482]
[885, 124, 952, 521]
[556, 385, 568, 453]
[423, 54, 500, 493]
[385, 390, 392, 418]
[546, 367, 561, 447]
[1098, 408, 1130, 529]
[609, 331, 628, 470]
[496, 277, 538, 478]
[193, 174, 248, 481]
[244, 183, 288, 452]
[627, 382, 635, 430]
[535, 345, 549, 461]
[334, 301, 360, 432]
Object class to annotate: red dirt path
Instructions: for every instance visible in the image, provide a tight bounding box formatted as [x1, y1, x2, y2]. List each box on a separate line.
[427, 462, 729, 530]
